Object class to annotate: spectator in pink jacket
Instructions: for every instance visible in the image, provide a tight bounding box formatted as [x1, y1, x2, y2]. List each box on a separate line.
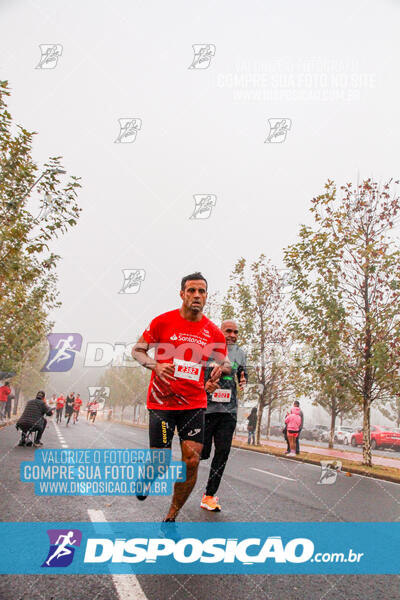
[285, 406, 302, 455]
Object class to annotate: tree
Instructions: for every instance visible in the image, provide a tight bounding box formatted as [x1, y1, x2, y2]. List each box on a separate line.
[11, 342, 49, 411]
[222, 255, 293, 445]
[285, 178, 400, 465]
[0, 80, 81, 373]
[99, 365, 150, 420]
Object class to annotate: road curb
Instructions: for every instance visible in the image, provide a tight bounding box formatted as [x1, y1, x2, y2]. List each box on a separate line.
[231, 440, 400, 485]
[113, 419, 400, 485]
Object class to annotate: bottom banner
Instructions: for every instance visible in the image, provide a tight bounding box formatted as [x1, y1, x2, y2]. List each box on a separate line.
[0, 522, 398, 574]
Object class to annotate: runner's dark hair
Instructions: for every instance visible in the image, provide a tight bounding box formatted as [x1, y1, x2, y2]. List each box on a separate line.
[181, 272, 208, 291]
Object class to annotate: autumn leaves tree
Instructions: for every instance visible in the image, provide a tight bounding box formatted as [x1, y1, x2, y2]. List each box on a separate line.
[285, 179, 400, 465]
[221, 255, 295, 445]
[0, 80, 81, 374]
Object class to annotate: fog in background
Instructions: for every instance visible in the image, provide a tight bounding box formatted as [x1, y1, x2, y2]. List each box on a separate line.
[1, 0, 399, 425]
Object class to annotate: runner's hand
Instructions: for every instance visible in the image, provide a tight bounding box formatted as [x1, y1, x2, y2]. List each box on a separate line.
[154, 362, 176, 383]
[209, 364, 222, 382]
[239, 371, 246, 391]
[205, 379, 219, 393]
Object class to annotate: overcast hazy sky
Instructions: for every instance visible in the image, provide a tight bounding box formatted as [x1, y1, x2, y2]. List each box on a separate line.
[1, 0, 399, 393]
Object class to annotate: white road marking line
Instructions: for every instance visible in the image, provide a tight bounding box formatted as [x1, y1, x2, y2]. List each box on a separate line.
[87, 509, 148, 600]
[251, 467, 297, 482]
[53, 422, 69, 448]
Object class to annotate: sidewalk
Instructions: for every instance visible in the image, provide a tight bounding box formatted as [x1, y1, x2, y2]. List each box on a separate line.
[234, 433, 400, 469]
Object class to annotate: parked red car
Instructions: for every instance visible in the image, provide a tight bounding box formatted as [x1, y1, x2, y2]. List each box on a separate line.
[351, 425, 400, 450]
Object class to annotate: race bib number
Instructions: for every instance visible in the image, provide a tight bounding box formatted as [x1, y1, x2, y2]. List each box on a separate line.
[212, 389, 232, 403]
[173, 359, 202, 382]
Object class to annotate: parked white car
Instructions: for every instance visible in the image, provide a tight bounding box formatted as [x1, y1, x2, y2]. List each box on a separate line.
[336, 426, 356, 445]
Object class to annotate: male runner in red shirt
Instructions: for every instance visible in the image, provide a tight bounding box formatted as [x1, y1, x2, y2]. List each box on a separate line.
[73, 394, 83, 424]
[55, 395, 65, 424]
[132, 272, 230, 522]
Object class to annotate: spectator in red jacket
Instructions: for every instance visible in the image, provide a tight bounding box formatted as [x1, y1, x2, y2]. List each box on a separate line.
[0, 382, 11, 420]
[285, 406, 302, 456]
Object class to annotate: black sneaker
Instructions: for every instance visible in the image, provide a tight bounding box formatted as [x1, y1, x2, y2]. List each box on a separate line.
[17, 440, 25, 447]
[136, 495, 148, 501]
[26, 440, 33, 447]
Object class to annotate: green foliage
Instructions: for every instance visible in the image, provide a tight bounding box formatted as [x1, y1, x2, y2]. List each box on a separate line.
[284, 178, 400, 463]
[0, 80, 81, 373]
[222, 254, 300, 443]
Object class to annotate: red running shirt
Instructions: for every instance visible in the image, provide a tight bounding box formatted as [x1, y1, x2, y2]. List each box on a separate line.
[142, 309, 227, 410]
[73, 398, 83, 410]
[56, 397, 65, 409]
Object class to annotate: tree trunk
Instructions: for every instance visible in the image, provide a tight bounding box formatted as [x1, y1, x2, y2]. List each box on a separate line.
[255, 400, 264, 446]
[328, 402, 336, 448]
[362, 399, 372, 466]
[329, 403, 336, 449]
[266, 402, 272, 439]
[13, 386, 21, 415]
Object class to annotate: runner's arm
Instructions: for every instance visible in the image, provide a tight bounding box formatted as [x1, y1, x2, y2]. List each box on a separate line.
[132, 335, 157, 371]
[132, 335, 175, 383]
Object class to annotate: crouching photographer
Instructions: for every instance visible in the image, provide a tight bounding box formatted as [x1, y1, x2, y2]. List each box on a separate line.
[16, 391, 53, 447]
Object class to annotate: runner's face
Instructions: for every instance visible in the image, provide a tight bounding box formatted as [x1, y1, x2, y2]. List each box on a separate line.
[180, 280, 207, 313]
[221, 321, 238, 345]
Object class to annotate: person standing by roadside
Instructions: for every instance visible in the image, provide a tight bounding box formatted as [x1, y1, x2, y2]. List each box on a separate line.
[247, 407, 257, 445]
[0, 382, 11, 420]
[285, 405, 302, 455]
[284, 400, 304, 454]
[5, 388, 14, 419]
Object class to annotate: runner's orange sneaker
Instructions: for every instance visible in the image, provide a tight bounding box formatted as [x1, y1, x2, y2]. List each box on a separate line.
[200, 494, 221, 512]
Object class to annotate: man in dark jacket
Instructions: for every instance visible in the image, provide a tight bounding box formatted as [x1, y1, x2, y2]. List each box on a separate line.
[200, 320, 248, 512]
[16, 391, 53, 447]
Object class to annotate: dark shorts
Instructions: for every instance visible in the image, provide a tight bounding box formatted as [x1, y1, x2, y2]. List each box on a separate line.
[149, 408, 205, 447]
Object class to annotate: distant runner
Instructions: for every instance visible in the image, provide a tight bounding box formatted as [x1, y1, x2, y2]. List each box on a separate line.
[132, 272, 230, 522]
[73, 394, 82, 424]
[64, 393, 75, 426]
[55, 395, 65, 424]
[86, 400, 92, 420]
[89, 400, 99, 422]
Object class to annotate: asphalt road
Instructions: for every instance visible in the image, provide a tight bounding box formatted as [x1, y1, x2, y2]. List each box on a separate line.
[1, 418, 399, 600]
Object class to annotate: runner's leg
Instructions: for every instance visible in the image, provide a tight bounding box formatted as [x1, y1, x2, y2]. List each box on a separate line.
[164, 408, 204, 521]
[205, 413, 236, 497]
